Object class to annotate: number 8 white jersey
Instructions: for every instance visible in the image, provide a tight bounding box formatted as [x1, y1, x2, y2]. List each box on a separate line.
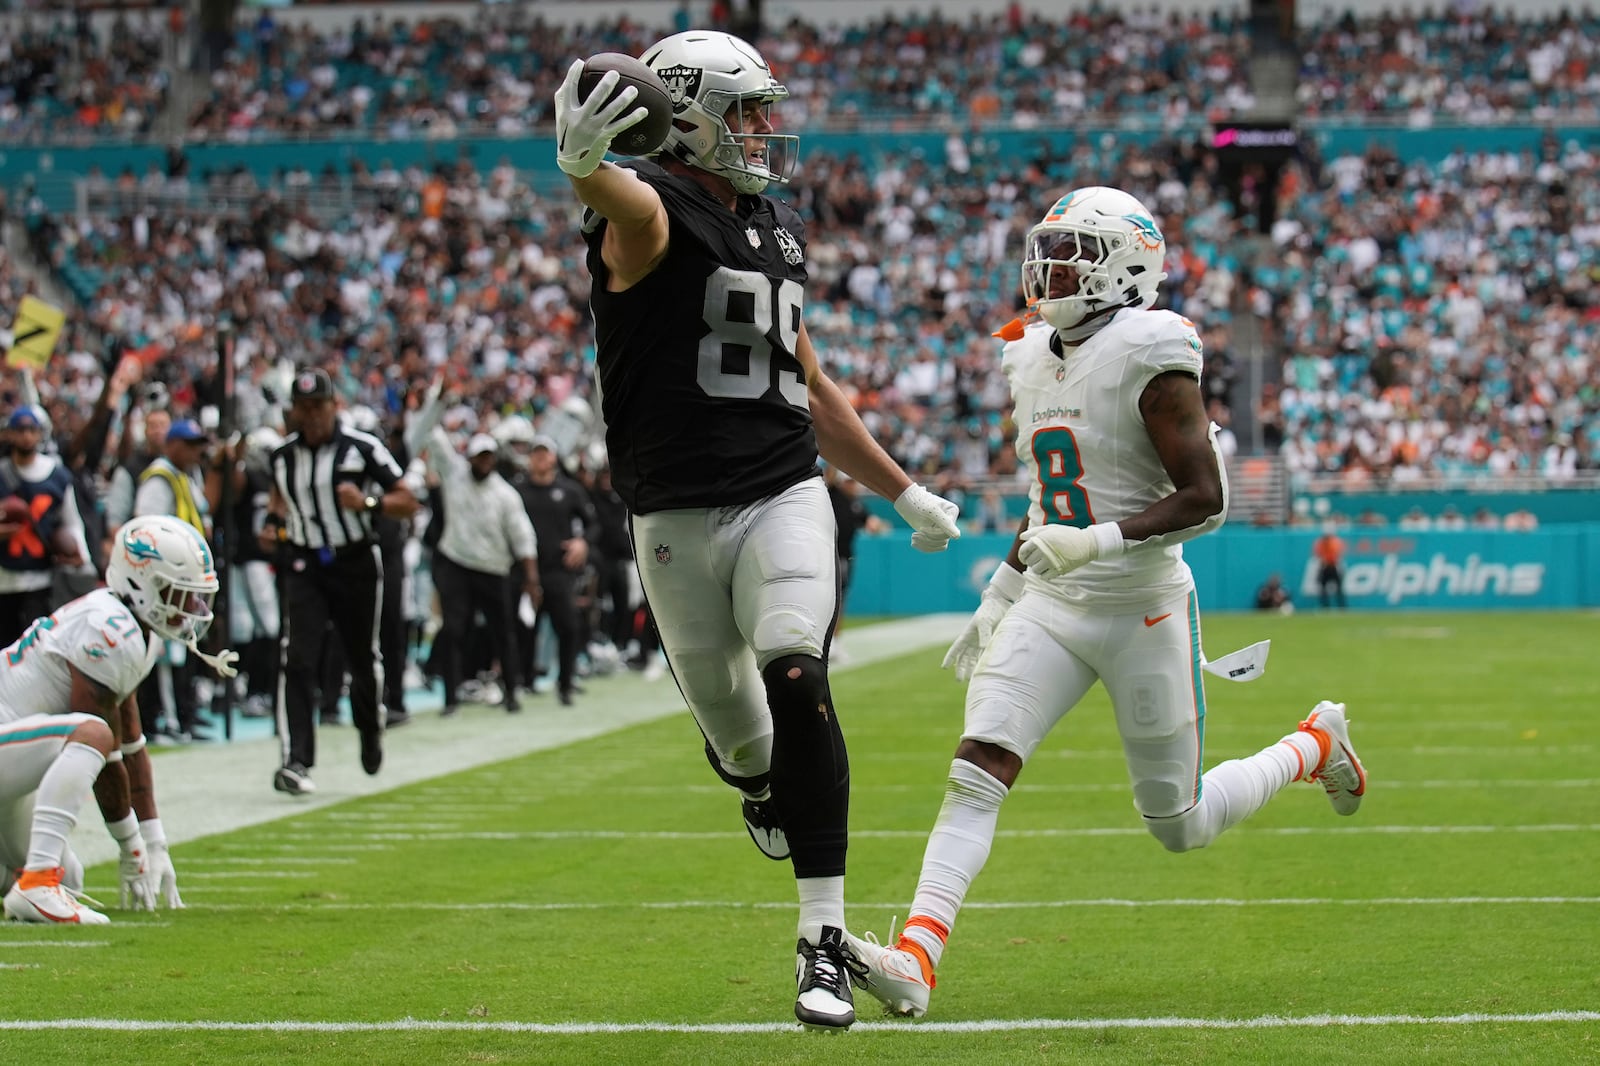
[1003, 307, 1225, 611]
[0, 589, 155, 724]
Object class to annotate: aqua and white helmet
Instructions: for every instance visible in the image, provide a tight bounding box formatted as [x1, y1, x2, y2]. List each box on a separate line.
[642, 30, 797, 194]
[1021, 187, 1169, 332]
[106, 514, 219, 644]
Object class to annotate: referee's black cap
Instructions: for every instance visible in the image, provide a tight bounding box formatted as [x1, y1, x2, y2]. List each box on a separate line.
[290, 367, 335, 402]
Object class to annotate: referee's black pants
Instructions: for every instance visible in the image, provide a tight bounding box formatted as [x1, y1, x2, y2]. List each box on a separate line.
[279, 545, 384, 770]
[432, 552, 516, 710]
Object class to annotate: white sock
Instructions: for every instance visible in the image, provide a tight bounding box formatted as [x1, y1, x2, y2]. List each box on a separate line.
[904, 759, 1009, 970]
[797, 875, 845, 942]
[1158, 732, 1319, 849]
[24, 742, 106, 871]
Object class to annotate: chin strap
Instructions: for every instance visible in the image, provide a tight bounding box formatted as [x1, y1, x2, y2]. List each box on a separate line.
[186, 639, 240, 679]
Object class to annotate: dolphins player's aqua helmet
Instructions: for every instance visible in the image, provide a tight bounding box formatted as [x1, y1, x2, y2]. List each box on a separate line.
[1021, 187, 1169, 331]
[106, 514, 218, 644]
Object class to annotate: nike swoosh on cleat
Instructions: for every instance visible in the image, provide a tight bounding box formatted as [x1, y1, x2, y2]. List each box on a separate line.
[1143, 613, 1172, 627]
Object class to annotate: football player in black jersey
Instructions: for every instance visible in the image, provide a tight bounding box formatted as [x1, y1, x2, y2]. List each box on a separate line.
[554, 29, 962, 1031]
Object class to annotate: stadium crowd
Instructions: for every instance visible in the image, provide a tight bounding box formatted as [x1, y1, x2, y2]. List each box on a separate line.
[8, 6, 1600, 139]
[0, 6, 1594, 739]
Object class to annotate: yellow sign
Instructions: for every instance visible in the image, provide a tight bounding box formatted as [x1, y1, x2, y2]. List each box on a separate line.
[6, 296, 65, 370]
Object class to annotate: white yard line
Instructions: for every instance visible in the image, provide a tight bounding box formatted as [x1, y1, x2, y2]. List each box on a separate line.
[181, 896, 1600, 912]
[238, 823, 1600, 844]
[67, 615, 967, 867]
[0, 1011, 1596, 1034]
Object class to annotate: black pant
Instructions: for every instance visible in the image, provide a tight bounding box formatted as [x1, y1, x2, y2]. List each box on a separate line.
[432, 553, 516, 708]
[138, 648, 199, 736]
[380, 540, 407, 712]
[279, 545, 383, 769]
[0, 586, 52, 651]
[596, 555, 634, 650]
[1318, 564, 1346, 609]
[529, 567, 581, 697]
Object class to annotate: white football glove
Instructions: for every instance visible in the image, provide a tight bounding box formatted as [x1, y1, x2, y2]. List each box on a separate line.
[942, 561, 1024, 682]
[553, 59, 649, 179]
[117, 830, 156, 912]
[1018, 521, 1125, 579]
[140, 819, 184, 910]
[893, 483, 962, 553]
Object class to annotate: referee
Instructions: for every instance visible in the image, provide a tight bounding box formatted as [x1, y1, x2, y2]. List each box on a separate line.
[261, 368, 418, 795]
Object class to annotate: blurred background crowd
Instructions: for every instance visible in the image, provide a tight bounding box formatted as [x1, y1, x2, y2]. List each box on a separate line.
[0, 1, 1595, 735]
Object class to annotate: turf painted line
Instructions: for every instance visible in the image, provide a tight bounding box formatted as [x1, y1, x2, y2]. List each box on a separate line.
[0, 963, 40, 970]
[180, 857, 358, 866]
[0, 940, 109, 948]
[2, 1011, 1597, 1034]
[66, 615, 967, 868]
[187, 895, 1600, 913]
[242, 823, 1600, 844]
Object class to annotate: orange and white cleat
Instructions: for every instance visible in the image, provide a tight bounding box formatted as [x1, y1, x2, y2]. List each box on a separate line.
[846, 924, 935, 1018]
[3, 866, 111, 925]
[1298, 701, 1367, 816]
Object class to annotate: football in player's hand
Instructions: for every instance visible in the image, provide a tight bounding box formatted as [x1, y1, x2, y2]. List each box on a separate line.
[0, 496, 28, 534]
[579, 53, 674, 157]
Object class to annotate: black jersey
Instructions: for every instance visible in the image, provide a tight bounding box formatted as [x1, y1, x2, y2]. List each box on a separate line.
[584, 160, 820, 514]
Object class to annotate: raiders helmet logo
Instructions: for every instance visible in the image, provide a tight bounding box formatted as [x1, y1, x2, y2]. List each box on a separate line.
[654, 543, 671, 564]
[657, 65, 702, 112]
[773, 227, 804, 266]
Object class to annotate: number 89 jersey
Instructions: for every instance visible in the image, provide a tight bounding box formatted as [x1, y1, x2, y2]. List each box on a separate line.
[584, 160, 819, 515]
[1003, 308, 1217, 611]
[0, 589, 153, 724]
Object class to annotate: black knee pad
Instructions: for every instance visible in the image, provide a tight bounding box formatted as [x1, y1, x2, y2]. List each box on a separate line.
[760, 653, 832, 721]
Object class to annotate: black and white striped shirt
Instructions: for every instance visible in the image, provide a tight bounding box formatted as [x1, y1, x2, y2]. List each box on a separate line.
[271, 428, 404, 551]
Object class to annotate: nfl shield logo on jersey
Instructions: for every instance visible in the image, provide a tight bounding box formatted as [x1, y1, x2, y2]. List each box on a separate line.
[774, 227, 804, 266]
[746, 227, 762, 249]
[654, 543, 671, 565]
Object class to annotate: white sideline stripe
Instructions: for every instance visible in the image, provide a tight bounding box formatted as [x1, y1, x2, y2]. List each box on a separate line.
[615, 778, 1600, 795]
[180, 858, 358, 866]
[179, 871, 316, 880]
[245, 823, 1600, 843]
[0, 963, 40, 970]
[66, 615, 968, 868]
[2, 1012, 1597, 1034]
[212, 842, 395, 852]
[0, 940, 109, 949]
[184, 896, 1600, 913]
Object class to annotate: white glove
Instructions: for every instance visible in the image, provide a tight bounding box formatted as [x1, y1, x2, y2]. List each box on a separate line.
[893, 483, 961, 553]
[140, 819, 184, 910]
[1018, 521, 1125, 578]
[553, 59, 649, 179]
[117, 831, 156, 911]
[942, 561, 1024, 681]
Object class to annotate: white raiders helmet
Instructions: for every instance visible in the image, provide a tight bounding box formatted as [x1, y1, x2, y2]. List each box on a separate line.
[106, 514, 219, 645]
[1021, 186, 1169, 332]
[492, 414, 538, 452]
[642, 30, 798, 194]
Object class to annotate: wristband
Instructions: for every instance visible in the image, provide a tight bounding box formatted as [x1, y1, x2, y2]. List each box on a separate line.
[988, 560, 1025, 602]
[139, 818, 167, 846]
[1089, 522, 1126, 557]
[109, 811, 140, 844]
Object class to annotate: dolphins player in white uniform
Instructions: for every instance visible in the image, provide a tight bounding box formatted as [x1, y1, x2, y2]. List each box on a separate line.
[848, 187, 1367, 1016]
[0, 514, 236, 923]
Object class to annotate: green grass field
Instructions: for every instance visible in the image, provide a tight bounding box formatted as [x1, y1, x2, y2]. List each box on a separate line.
[4, 611, 1599, 1064]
